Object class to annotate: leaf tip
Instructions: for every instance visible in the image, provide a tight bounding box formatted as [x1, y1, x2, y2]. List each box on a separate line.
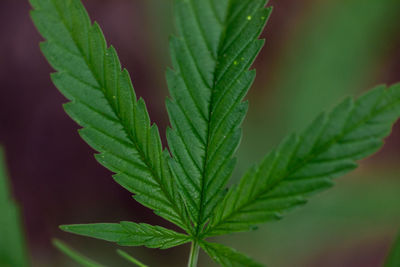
[59, 224, 72, 232]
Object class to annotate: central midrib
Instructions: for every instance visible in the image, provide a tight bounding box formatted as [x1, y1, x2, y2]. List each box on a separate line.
[193, 1, 233, 237]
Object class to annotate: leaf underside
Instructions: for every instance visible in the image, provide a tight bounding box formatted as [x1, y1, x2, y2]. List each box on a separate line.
[30, 0, 400, 266]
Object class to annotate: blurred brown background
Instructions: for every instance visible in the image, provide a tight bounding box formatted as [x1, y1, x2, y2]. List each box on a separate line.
[0, 0, 399, 266]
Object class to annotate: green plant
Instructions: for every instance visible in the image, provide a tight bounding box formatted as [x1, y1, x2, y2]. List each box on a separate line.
[386, 230, 400, 267]
[52, 239, 105, 267]
[30, 0, 400, 266]
[0, 146, 28, 267]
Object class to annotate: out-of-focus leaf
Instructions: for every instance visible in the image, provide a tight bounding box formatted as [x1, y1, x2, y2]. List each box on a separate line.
[53, 239, 105, 267]
[0, 146, 28, 267]
[116, 249, 148, 267]
[386, 230, 400, 267]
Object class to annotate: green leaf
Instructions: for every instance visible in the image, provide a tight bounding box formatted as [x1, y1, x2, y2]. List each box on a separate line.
[60, 222, 190, 249]
[30, 0, 400, 266]
[53, 239, 104, 267]
[116, 249, 148, 267]
[200, 241, 263, 267]
[0, 146, 29, 267]
[207, 83, 400, 236]
[233, 173, 400, 266]
[386, 230, 400, 267]
[166, 0, 271, 232]
[29, 0, 189, 231]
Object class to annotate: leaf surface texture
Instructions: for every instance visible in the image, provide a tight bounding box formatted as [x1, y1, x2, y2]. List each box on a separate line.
[167, 0, 271, 232]
[61, 222, 190, 249]
[201, 242, 263, 267]
[30, 0, 189, 231]
[208, 84, 400, 236]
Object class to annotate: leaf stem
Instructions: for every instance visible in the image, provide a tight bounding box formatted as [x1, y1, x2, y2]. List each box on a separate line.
[188, 241, 200, 267]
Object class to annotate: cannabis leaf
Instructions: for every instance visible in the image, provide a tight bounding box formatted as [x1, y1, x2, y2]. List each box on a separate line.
[30, 0, 400, 266]
[166, 0, 271, 235]
[29, 0, 189, 232]
[61, 222, 190, 249]
[206, 84, 400, 236]
[200, 242, 263, 267]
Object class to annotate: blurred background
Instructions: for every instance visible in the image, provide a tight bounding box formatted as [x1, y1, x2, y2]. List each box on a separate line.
[0, 0, 400, 266]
